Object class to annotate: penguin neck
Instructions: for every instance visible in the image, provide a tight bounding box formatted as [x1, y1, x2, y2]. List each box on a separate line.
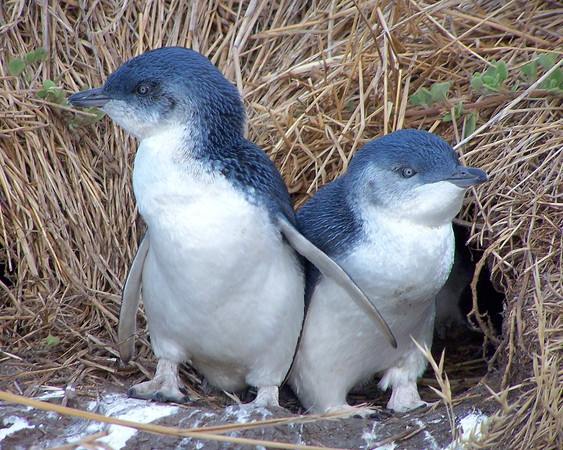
[132, 122, 243, 224]
[137, 115, 245, 168]
[186, 112, 245, 160]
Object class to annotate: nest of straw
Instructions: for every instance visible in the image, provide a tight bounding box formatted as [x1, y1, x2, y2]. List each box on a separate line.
[1, 0, 561, 447]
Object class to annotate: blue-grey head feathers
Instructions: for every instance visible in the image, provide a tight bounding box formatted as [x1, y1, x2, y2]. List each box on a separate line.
[298, 129, 487, 301]
[344, 130, 461, 207]
[100, 47, 245, 148]
[71, 47, 296, 225]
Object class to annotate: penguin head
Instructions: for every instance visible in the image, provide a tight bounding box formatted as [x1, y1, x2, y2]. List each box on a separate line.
[68, 47, 245, 145]
[346, 129, 488, 227]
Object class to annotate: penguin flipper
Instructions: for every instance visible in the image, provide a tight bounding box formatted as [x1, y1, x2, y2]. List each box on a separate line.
[278, 215, 397, 349]
[118, 231, 150, 362]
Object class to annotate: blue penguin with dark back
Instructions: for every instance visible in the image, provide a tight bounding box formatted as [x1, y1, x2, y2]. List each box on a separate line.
[289, 129, 488, 414]
[68, 47, 396, 406]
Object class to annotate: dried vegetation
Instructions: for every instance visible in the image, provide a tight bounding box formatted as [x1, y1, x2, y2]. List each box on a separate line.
[0, 0, 561, 448]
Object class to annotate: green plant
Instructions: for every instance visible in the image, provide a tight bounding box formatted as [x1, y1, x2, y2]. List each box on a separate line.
[520, 54, 563, 92]
[470, 60, 509, 93]
[37, 80, 66, 105]
[45, 334, 60, 349]
[8, 48, 67, 105]
[68, 107, 105, 130]
[410, 81, 451, 105]
[409, 53, 561, 140]
[443, 103, 477, 139]
[8, 48, 106, 127]
[463, 111, 477, 139]
[8, 47, 48, 79]
[443, 102, 464, 122]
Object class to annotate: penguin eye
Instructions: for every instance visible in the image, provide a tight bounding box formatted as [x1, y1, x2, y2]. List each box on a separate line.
[135, 83, 152, 96]
[400, 167, 417, 178]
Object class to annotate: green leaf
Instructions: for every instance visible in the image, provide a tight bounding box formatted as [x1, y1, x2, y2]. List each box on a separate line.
[470, 74, 484, 90]
[25, 47, 48, 64]
[538, 53, 556, 71]
[8, 58, 26, 77]
[485, 63, 497, 78]
[38, 80, 67, 104]
[430, 82, 451, 102]
[520, 60, 538, 82]
[26, 51, 38, 64]
[410, 87, 432, 105]
[495, 60, 508, 84]
[482, 75, 495, 86]
[482, 75, 499, 92]
[86, 107, 105, 122]
[42, 79, 57, 89]
[45, 335, 60, 349]
[547, 68, 563, 88]
[410, 93, 422, 105]
[35, 47, 48, 62]
[443, 103, 464, 122]
[464, 113, 477, 138]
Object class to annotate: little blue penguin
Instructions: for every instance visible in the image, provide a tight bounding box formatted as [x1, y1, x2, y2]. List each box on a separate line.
[68, 47, 396, 406]
[289, 129, 488, 415]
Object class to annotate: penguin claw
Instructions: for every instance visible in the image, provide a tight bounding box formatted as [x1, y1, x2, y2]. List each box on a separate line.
[127, 385, 189, 403]
[353, 408, 393, 420]
[151, 391, 190, 403]
[127, 359, 188, 403]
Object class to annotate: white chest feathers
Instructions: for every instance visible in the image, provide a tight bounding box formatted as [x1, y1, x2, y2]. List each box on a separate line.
[289, 210, 454, 414]
[345, 212, 455, 309]
[130, 130, 304, 393]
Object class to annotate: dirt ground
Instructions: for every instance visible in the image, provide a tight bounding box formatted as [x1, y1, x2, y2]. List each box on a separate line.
[0, 329, 498, 449]
[0, 388, 495, 449]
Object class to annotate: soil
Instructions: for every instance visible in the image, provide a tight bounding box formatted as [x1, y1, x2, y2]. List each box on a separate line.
[0, 329, 499, 449]
[0, 383, 496, 449]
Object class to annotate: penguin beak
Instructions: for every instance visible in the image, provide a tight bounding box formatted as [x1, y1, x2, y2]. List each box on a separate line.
[68, 87, 111, 108]
[446, 167, 489, 188]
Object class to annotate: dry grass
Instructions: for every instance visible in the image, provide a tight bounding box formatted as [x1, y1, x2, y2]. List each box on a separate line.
[1, 0, 562, 448]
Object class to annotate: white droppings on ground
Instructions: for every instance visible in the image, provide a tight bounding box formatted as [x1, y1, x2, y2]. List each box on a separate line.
[48, 393, 181, 449]
[177, 410, 218, 449]
[92, 394, 181, 449]
[34, 387, 66, 400]
[0, 416, 35, 441]
[362, 420, 386, 447]
[444, 410, 488, 449]
[374, 443, 397, 450]
[413, 418, 440, 450]
[428, 414, 446, 424]
[224, 404, 272, 423]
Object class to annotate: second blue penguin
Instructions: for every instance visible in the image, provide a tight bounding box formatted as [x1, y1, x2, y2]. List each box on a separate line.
[289, 130, 488, 415]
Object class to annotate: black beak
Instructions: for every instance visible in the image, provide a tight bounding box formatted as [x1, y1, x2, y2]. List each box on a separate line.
[68, 87, 111, 108]
[446, 166, 489, 188]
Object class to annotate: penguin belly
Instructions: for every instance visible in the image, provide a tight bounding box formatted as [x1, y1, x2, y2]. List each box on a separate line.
[290, 220, 453, 413]
[132, 138, 304, 392]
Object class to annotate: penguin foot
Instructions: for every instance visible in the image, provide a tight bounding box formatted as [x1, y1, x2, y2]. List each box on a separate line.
[386, 383, 427, 413]
[128, 358, 189, 403]
[128, 384, 189, 403]
[353, 408, 393, 420]
[252, 385, 280, 407]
